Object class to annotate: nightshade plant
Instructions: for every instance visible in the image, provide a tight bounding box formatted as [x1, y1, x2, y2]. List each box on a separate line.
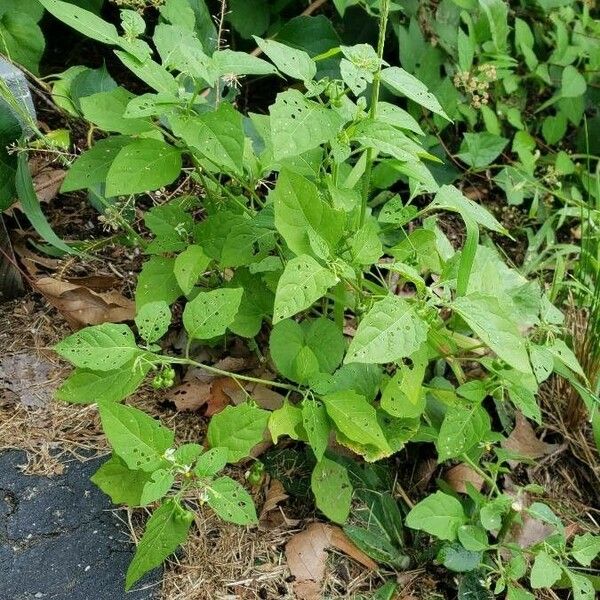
[39, 0, 599, 594]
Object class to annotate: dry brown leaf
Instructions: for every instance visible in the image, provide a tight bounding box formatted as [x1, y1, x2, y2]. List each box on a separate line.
[502, 412, 558, 463]
[34, 276, 135, 329]
[0, 352, 58, 408]
[206, 377, 239, 416]
[445, 463, 485, 494]
[258, 479, 289, 529]
[285, 523, 377, 600]
[33, 167, 66, 203]
[167, 380, 212, 411]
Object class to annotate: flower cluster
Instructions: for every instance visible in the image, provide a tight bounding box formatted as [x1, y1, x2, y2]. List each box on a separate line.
[111, 0, 164, 11]
[453, 63, 498, 109]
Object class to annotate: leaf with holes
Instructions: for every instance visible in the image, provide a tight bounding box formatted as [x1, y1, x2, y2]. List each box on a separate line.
[206, 403, 270, 463]
[254, 37, 316, 82]
[206, 476, 257, 525]
[273, 255, 338, 323]
[98, 401, 174, 472]
[56, 361, 150, 404]
[174, 245, 211, 295]
[311, 457, 352, 524]
[182, 287, 243, 340]
[322, 390, 390, 452]
[194, 447, 228, 477]
[381, 67, 448, 119]
[136, 256, 181, 308]
[346, 296, 429, 364]
[302, 400, 331, 462]
[436, 405, 491, 461]
[105, 139, 182, 197]
[139, 469, 175, 506]
[91, 454, 152, 506]
[125, 499, 193, 589]
[54, 323, 140, 371]
[135, 301, 171, 343]
[270, 90, 344, 160]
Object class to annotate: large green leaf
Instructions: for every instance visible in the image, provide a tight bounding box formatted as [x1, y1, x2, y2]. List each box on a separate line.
[61, 136, 131, 192]
[125, 499, 193, 589]
[322, 390, 390, 452]
[0, 11, 45, 73]
[182, 287, 243, 339]
[436, 405, 491, 461]
[270, 90, 344, 159]
[254, 37, 316, 81]
[311, 457, 352, 524]
[91, 454, 152, 506]
[405, 491, 466, 541]
[380, 67, 448, 119]
[206, 476, 257, 525]
[55, 323, 140, 371]
[135, 300, 171, 343]
[98, 401, 174, 472]
[105, 139, 182, 197]
[170, 102, 244, 174]
[346, 296, 429, 364]
[206, 403, 270, 462]
[452, 293, 531, 373]
[302, 400, 331, 461]
[272, 169, 344, 256]
[273, 255, 338, 323]
[136, 256, 181, 308]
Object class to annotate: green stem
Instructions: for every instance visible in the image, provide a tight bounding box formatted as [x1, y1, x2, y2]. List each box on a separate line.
[456, 217, 479, 297]
[164, 356, 299, 392]
[359, 0, 390, 228]
[461, 453, 499, 495]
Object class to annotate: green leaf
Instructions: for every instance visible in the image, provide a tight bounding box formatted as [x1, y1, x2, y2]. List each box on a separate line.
[322, 390, 390, 452]
[270, 90, 344, 159]
[561, 65, 586, 98]
[437, 542, 482, 572]
[194, 447, 228, 477]
[542, 113, 567, 145]
[38, 0, 120, 45]
[125, 499, 193, 590]
[105, 139, 182, 197]
[406, 491, 466, 541]
[377, 101, 424, 136]
[98, 401, 174, 472]
[206, 402, 269, 463]
[79, 88, 153, 134]
[174, 245, 210, 295]
[311, 457, 352, 524]
[380, 356, 426, 419]
[254, 37, 316, 81]
[452, 294, 531, 373]
[170, 102, 245, 174]
[61, 136, 131, 192]
[507, 586, 534, 600]
[567, 570, 595, 600]
[135, 300, 171, 343]
[15, 154, 76, 255]
[350, 220, 383, 265]
[139, 468, 175, 506]
[571, 533, 600, 567]
[302, 400, 331, 461]
[457, 133, 509, 169]
[56, 361, 149, 404]
[457, 525, 489, 552]
[114, 50, 178, 95]
[145, 202, 193, 254]
[436, 405, 491, 461]
[345, 296, 429, 364]
[174, 443, 203, 466]
[228, 0, 269, 38]
[182, 287, 243, 340]
[91, 454, 151, 506]
[269, 400, 306, 443]
[480, 497, 511, 531]
[206, 476, 257, 525]
[273, 255, 338, 323]
[213, 49, 277, 77]
[0, 11, 44, 73]
[136, 256, 181, 308]
[430, 185, 506, 234]
[530, 551, 562, 589]
[380, 67, 449, 119]
[55, 323, 140, 371]
[272, 169, 344, 257]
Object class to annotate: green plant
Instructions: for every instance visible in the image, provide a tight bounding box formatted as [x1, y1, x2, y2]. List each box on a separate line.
[39, 0, 598, 594]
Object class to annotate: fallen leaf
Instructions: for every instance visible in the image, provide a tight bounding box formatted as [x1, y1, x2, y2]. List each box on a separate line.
[167, 379, 211, 411]
[0, 352, 58, 408]
[286, 523, 377, 600]
[206, 377, 240, 416]
[32, 166, 66, 203]
[259, 479, 289, 529]
[502, 413, 558, 463]
[445, 463, 485, 494]
[34, 276, 135, 329]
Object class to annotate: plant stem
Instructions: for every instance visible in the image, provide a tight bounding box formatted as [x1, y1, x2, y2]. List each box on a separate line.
[165, 356, 299, 392]
[359, 0, 390, 228]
